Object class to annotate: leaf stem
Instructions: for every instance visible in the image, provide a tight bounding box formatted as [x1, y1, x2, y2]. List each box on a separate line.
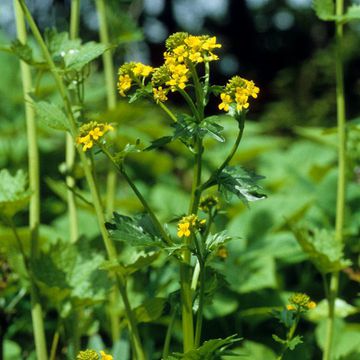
[323, 0, 346, 358]
[13, 2, 48, 359]
[277, 312, 300, 360]
[194, 263, 205, 348]
[162, 304, 178, 359]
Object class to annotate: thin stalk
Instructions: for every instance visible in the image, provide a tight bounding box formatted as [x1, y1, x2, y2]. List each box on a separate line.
[188, 62, 204, 118]
[49, 329, 60, 360]
[194, 264, 205, 348]
[323, 0, 346, 358]
[94, 0, 121, 342]
[95, 0, 118, 219]
[162, 305, 178, 359]
[13, 2, 47, 359]
[66, 0, 81, 243]
[178, 88, 201, 122]
[188, 137, 203, 214]
[201, 122, 245, 191]
[100, 145, 171, 246]
[276, 312, 300, 360]
[158, 102, 178, 122]
[18, 2, 145, 358]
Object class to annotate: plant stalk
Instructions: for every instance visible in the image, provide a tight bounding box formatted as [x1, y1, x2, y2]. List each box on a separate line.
[66, 0, 81, 244]
[18, 2, 145, 357]
[162, 305, 178, 359]
[13, 2, 48, 359]
[323, 0, 346, 358]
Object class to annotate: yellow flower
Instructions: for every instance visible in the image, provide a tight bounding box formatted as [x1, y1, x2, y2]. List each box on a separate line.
[184, 35, 202, 50]
[89, 127, 104, 140]
[307, 301, 316, 310]
[177, 222, 191, 237]
[76, 122, 114, 152]
[100, 351, 113, 360]
[188, 51, 203, 63]
[133, 62, 153, 77]
[201, 36, 221, 51]
[153, 86, 168, 103]
[244, 79, 260, 98]
[286, 304, 296, 311]
[218, 93, 232, 112]
[235, 88, 249, 111]
[118, 74, 132, 96]
[173, 45, 188, 63]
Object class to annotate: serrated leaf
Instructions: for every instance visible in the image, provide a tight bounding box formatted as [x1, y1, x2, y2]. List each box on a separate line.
[0, 169, 30, 218]
[202, 116, 225, 142]
[45, 29, 81, 58]
[33, 101, 70, 131]
[107, 212, 163, 248]
[134, 297, 166, 323]
[170, 335, 241, 359]
[32, 238, 111, 306]
[313, 0, 336, 21]
[10, 40, 34, 65]
[64, 42, 108, 71]
[144, 136, 173, 151]
[216, 166, 266, 204]
[292, 226, 352, 273]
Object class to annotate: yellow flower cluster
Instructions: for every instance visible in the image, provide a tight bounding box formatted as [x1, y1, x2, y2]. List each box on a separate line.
[118, 62, 153, 96]
[286, 293, 316, 311]
[177, 214, 206, 238]
[218, 76, 260, 113]
[76, 121, 114, 152]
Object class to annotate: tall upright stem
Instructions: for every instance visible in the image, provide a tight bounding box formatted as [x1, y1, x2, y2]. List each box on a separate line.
[67, 0, 81, 244]
[95, 0, 118, 218]
[13, 2, 48, 359]
[323, 0, 346, 359]
[17, 2, 145, 358]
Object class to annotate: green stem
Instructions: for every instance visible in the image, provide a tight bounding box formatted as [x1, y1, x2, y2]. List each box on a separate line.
[13, 2, 48, 359]
[100, 145, 171, 246]
[201, 120, 245, 191]
[188, 137, 203, 214]
[95, 0, 121, 343]
[162, 305, 178, 359]
[158, 102, 178, 122]
[178, 88, 201, 122]
[49, 329, 60, 360]
[18, 2, 145, 358]
[67, 0, 81, 244]
[323, 0, 346, 358]
[277, 312, 300, 360]
[188, 62, 204, 118]
[194, 264, 205, 348]
[95, 0, 118, 220]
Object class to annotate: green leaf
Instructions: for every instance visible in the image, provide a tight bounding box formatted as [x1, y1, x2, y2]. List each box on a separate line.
[307, 298, 358, 321]
[10, 40, 34, 65]
[144, 136, 173, 151]
[216, 166, 266, 204]
[0, 169, 30, 218]
[201, 116, 225, 142]
[134, 297, 166, 323]
[107, 212, 163, 248]
[287, 336, 303, 350]
[33, 101, 70, 131]
[128, 84, 153, 103]
[170, 335, 241, 359]
[343, 5, 360, 22]
[32, 238, 111, 306]
[313, 0, 336, 21]
[45, 29, 81, 58]
[292, 225, 352, 273]
[272, 308, 296, 328]
[64, 42, 108, 71]
[222, 341, 277, 359]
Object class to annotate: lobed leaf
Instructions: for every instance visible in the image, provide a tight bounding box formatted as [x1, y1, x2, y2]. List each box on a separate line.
[313, 0, 336, 21]
[134, 297, 166, 323]
[292, 225, 352, 274]
[33, 101, 70, 131]
[0, 169, 30, 218]
[216, 166, 266, 204]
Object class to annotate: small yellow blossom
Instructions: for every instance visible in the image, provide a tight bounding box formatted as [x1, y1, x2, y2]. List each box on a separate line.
[177, 222, 191, 237]
[153, 86, 168, 103]
[76, 350, 99, 360]
[100, 351, 113, 360]
[244, 79, 260, 98]
[184, 35, 202, 50]
[118, 74, 132, 96]
[307, 301, 316, 309]
[76, 122, 114, 152]
[133, 62, 153, 77]
[286, 304, 296, 311]
[173, 45, 188, 63]
[235, 88, 250, 111]
[202, 36, 222, 51]
[218, 93, 232, 112]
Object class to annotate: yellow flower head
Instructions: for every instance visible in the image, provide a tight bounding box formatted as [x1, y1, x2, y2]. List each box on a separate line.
[288, 293, 316, 312]
[76, 350, 99, 360]
[177, 222, 191, 238]
[286, 304, 296, 311]
[76, 121, 114, 152]
[100, 351, 113, 360]
[307, 301, 316, 310]
[219, 76, 259, 113]
[153, 86, 168, 103]
[133, 62, 153, 77]
[118, 74, 132, 97]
